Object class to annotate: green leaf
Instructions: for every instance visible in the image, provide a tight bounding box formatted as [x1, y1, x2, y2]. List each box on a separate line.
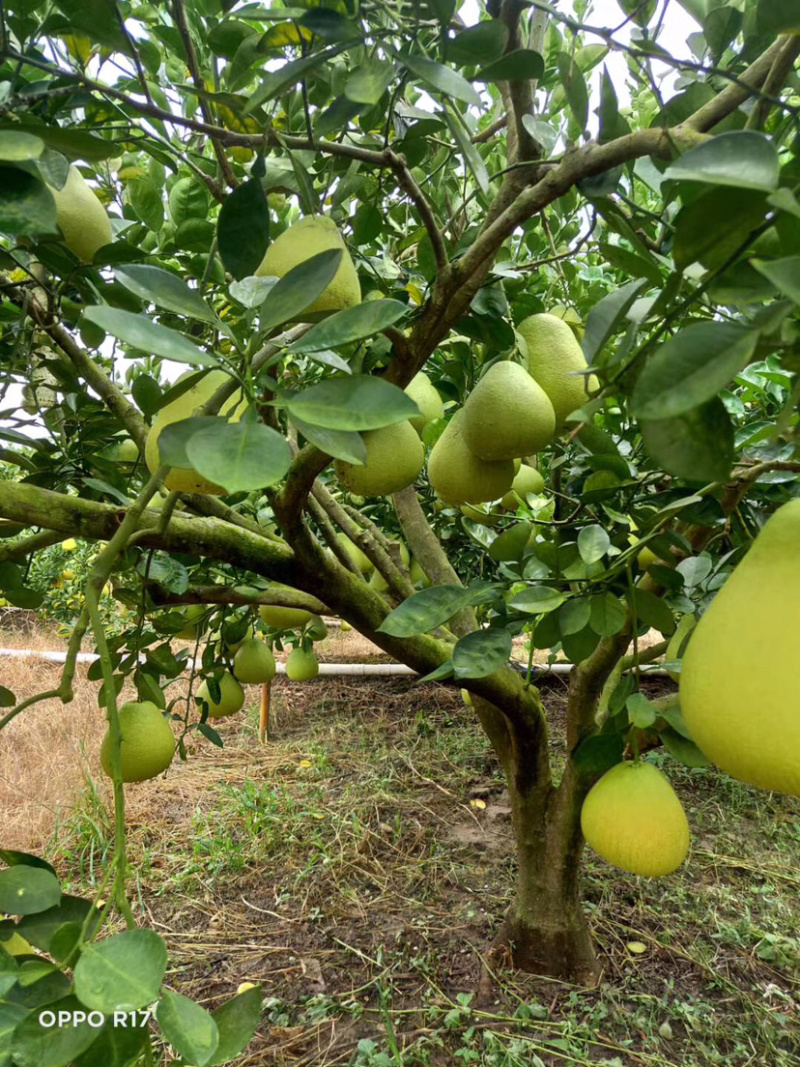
[217, 179, 270, 281]
[156, 992, 219, 1067]
[672, 186, 767, 271]
[442, 105, 490, 197]
[599, 242, 662, 288]
[0, 947, 20, 999]
[0, 167, 56, 237]
[509, 586, 566, 614]
[572, 733, 624, 775]
[659, 702, 693, 740]
[260, 248, 343, 332]
[448, 20, 508, 66]
[3, 588, 45, 610]
[626, 692, 657, 729]
[751, 255, 800, 306]
[641, 398, 735, 483]
[453, 628, 512, 679]
[17, 896, 98, 955]
[185, 419, 292, 493]
[577, 525, 610, 565]
[0, 1003, 28, 1066]
[207, 987, 262, 1066]
[0, 852, 57, 877]
[377, 583, 498, 637]
[475, 49, 543, 83]
[345, 61, 396, 105]
[556, 53, 588, 130]
[704, 5, 743, 60]
[72, 1018, 149, 1067]
[589, 593, 627, 637]
[597, 68, 631, 144]
[666, 131, 779, 192]
[115, 265, 222, 327]
[0, 866, 60, 916]
[300, 8, 361, 40]
[53, 0, 132, 54]
[73, 929, 167, 1012]
[0, 131, 44, 162]
[757, 0, 800, 33]
[242, 42, 356, 113]
[281, 376, 418, 431]
[0, 686, 14, 708]
[561, 623, 601, 664]
[659, 726, 712, 768]
[128, 179, 163, 232]
[631, 322, 759, 419]
[489, 522, 532, 562]
[582, 280, 647, 366]
[0, 124, 116, 162]
[559, 597, 591, 636]
[399, 53, 480, 106]
[626, 588, 675, 636]
[290, 417, 366, 464]
[82, 307, 218, 367]
[10, 995, 99, 1067]
[292, 299, 408, 352]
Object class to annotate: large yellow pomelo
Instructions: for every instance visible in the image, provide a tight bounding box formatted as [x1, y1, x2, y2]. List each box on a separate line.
[258, 602, 314, 629]
[197, 672, 245, 718]
[100, 701, 176, 783]
[255, 215, 360, 318]
[517, 313, 600, 429]
[48, 165, 112, 263]
[405, 371, 444, 434]
[145, 370, 246, 494]
[680, 500, 800, 796]
[286, 647, 319, 681]
[334, 421, 424, 497]
[427, 409, 514, 505]
[233, 638, 276, 684]
[462, 362, 555, 460]
[581, 761, 690, 877]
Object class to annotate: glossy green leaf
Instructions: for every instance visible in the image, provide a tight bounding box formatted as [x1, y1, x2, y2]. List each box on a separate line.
[259, 248, 343, 332]
[751, 255, 800, 306]
[0, 866, 60, 916]
[345, 62, 396, 105]
[589, 593, 627, 637]
[399, 53, 480, 106]
[74, 929, 167, 1012]
[672, 186, 767, 271]
[185, 419, 292, 493]
[488, 522, 532, 562]
[0, 131, 44, 162]
[82, 307, 218, 367]
[582, 280, 647, 366]
[475, 49, 543, 83]
[10, 995, 99, 1067]
[0, 852, 57, 876]
[0, 1003, 28, 1066]
[377, 583, 498, 637]
[453, 628, 512, 679]
[632, 322, 758, 420]
[243, 42, 355, 113]
[641, 398, 735, 483]
[54, 0, 132, 53]
[509, 586, 566, 614]
[666, 131, 779, 192]
[443, 103, 490, 196]
[556, 53, 588, 130]
[597, 68, 631, 144]
[573, 733, 625, 775]
[448, 20, 508, 66]
[207, 987, 262, 1066]
[626, 692, 657, 729]
[626, 587, 676, 635]
[704, 5, 742, 59]
[559, 597, 591, 636]
[659, 726, 712, 768]
[0, 168, 56, 237]
[156, 992, 219, 1067]
[292, 299, 408, 352]
[72, 1019, 149, 1067]
[577, 525, 610, 565]
[300, 8, 361, 40]
[282, 376, 418, 431]
[17, 896, 97, 955]
[0, 124, 116, 162]
[115, 265, 222, 327]
[290, 417, 366, 464]
[217, 179, 270, 281]
[0, 686, 14, 708]
[562, 623, 601, 665]
[128, 179, 163, 232]
[757, 0, 800, 33]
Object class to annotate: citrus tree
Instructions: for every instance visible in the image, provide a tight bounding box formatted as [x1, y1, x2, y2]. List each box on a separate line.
[1, 0, 800, 1025]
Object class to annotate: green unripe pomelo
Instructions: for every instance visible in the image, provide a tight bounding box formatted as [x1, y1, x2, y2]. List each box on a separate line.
[255, 216, 360, 318]
[501, 464, 545, 509]
[680, 499, 800, 797]
[258, 602, 314, 629]
[305, 616, 328, 642]
[48, 165, 112, 263]
[405, 371, 444, 434]
[286, 647, 319, 681]
[233, 639, 276, 684]
[100, 701, 176, 783]
[334, 421, 424, 497]
[197, 672, 245, 718]
[462, 362, 555, 460]
[518, 313, 600, 429]
[428, 410, 514, 505]
[581, 761, 690, 877]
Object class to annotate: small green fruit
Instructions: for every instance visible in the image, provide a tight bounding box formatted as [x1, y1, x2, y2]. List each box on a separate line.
[197, 672, 245, 718]
[100, 701, 176, 783]
[286, 647, 319, 681]
[233, 639, 276, 684]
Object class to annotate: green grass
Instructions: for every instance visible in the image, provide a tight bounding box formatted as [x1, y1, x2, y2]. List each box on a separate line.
[49, 678, 800, 1066]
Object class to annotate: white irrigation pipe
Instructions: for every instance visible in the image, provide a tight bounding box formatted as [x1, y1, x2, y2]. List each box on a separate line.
[0, 647, 671, 677]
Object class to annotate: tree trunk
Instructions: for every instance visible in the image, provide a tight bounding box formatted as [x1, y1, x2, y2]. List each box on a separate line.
[504, 763, 599, 984]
